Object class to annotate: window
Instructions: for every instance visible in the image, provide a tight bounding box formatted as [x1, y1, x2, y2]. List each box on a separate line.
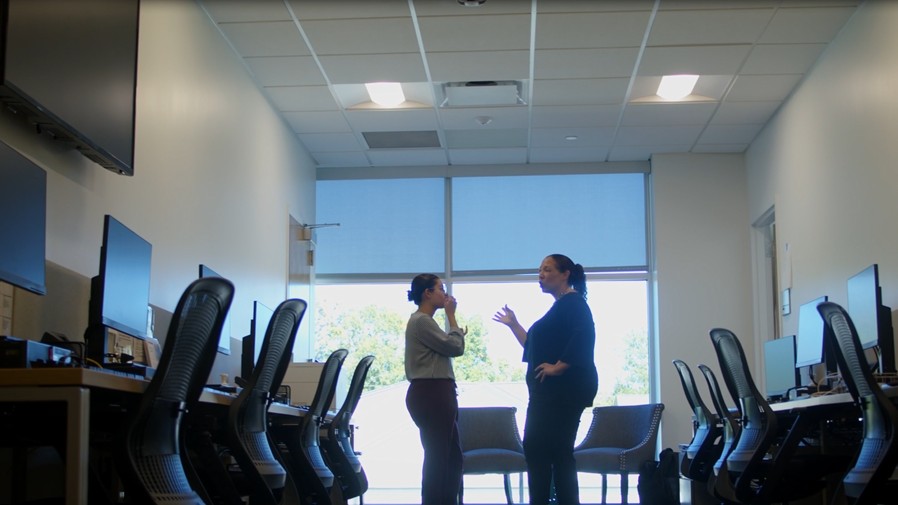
[314, 171, 651, 503]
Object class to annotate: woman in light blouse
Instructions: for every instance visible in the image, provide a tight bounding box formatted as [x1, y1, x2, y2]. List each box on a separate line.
[405, 273, 467, 505]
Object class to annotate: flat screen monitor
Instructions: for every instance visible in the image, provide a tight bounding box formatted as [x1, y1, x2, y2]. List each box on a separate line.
[764, 335, 799, 400]
[89, 215, 151, 339]
[198, 264, 232, 355]
[0, 140, 46, 295]
[241, 300, 273, 380]
[847, 264, 895, 373]
[0, 0, 139, 175]
[795, 295, 829, 368]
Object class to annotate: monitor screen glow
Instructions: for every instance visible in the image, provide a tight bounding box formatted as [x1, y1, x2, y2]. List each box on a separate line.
[795, 296, 829, 368]
[0, 140, 46, 295]
[764, 335, 798, 399]
[95, 215, 152, 339]
[847, 264, 880, 350]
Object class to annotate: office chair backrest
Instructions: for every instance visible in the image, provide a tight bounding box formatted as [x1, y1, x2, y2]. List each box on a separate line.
[121, 277, 234, 504]
[697, 363, 741, 476]
[672, 359, 721, 482]
[227, 298, 307, 500]
[709, 328, 778, 479]
[325, 354, 375, 499]
[817, 301, 898, 501]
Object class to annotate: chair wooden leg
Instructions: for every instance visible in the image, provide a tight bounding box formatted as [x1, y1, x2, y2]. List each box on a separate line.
[504, 473, 514, 505]
[601, 473, 607, 504]
[621, 472, 628, 505]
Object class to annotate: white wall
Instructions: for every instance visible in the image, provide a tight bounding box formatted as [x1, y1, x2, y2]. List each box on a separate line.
[4, 0, 316, 371]
[652, 153, 753, 450]
[747, 0, 898, 346]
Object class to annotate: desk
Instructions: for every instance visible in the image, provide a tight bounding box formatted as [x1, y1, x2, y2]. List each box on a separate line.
[0, 367, 304, 504]
[769, 386, 898, 413]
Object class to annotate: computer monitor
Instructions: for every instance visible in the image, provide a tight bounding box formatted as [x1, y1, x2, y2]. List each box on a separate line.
[764, 335, 799, 401]
[241, 300, 273, 380]
[795, 295, 830, 369]
[88, 215, 152, 340]
[0, 140, 47, 296]
[198, 264, 232, 355]
[847, 264, 895, 373]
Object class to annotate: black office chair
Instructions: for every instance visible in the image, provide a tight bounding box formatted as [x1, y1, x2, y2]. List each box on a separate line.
[817, 301, 898, 504]
[117, 277, 234, 505]
[709, 327, 849, 504]
[573, 403, 665, 505]
[194, 298, 306, 505]
[274, 348, 349, 505]
[456, 406, 528, 505]
[672, 359, 722, 482]
[696, 363, 741, 504]
[322, 355, 375, 505]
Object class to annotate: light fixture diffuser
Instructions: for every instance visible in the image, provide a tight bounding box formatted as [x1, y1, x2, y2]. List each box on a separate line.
[365, 82, 405, 107]
[657, 75, 699, 100]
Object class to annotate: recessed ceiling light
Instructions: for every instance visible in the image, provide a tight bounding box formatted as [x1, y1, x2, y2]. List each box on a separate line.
[565, 135, 579, 141]
[365, 82, 405, 107]
[657, 75, 699, 100]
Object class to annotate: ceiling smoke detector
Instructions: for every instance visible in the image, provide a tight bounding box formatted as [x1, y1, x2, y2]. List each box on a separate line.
[458, 0, 486, 6]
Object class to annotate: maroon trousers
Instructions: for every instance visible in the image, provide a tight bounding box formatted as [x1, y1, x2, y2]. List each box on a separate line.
[406, 378, 463, 505]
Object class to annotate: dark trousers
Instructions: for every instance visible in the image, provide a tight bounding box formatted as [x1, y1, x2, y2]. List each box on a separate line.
[523, 398, 584, 505]
[406, 379, 462, 505]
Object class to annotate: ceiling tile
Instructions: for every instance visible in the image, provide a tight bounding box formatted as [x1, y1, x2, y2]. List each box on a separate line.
[648, 9, 774, 46]
[445, 129, 528, 149]
[217, 21, 310, 57]
[535, 48, 640, 79]
[201, 0, 293, 22]
[726, 74, 803, 101]
[448, 148, 528, 165]
[298, 132, 364, 152]
[317, 53, 427, 84]
[265, 85, 339, 111]
[345, 109, 439, 132]
[711, 101, 781, 125]
[289, 0, 411, 20]
[413, 0, 532, 16]
[760, 7, 858, 43]
[533, 78, 629, 105]
[530, 146, 611, 163]
[439, 107, 529, 130]
[302, 18, 420, 55]
[531, 105, 621, 128]
[537, 0, 654, 13]
[621, 103, 718, 126]
[535, 12, 651, 49]
[427, 51, 530, 82]
[418, 15, 530, 52]
[615, 126, 704, 146]
[741, 43, 826, 75]
[530, 127, 615, 148]
[639, 45, 753, 75]
[282, 111, 352, 133]
[698, 123, 765, 144]
[245, 56, 325, 86]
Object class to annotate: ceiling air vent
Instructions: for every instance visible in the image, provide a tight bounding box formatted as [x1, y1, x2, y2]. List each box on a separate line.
[440, 80, 525, 108]
[362, 131, 441, 149]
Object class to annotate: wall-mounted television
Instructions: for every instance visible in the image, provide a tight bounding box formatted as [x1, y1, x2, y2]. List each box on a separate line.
[847, 264, 895, 373]
[88, 215, 152, 340]
[0, 0, 140, 175]
[764, 335, 799, 401]
[0, 139, 46, 295]
[199, 264, 231, 355]
[241, 300, 273, 381]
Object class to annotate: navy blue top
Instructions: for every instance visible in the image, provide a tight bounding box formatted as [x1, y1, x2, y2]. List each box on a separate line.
[523, 293, 599, 407]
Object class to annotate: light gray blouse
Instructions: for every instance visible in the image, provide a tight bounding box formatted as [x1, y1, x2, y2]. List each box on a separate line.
[404, 311, 465, 380]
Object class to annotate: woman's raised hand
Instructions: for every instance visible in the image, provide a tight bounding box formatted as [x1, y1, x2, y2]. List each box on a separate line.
[492, 304, 518, 326]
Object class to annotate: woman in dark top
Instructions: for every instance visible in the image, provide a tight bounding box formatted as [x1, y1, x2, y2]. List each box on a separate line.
[494, 254, 598, 505]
